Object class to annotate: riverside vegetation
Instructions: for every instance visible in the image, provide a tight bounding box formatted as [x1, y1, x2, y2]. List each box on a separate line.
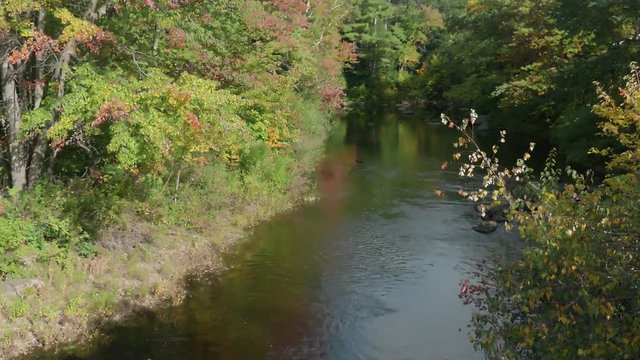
[448, 85, 639, 358]
[0, 0, 356, 356]
[341, 0, 639, 358]
[337, 0, 640, 356]
[424, 2, 640, 358]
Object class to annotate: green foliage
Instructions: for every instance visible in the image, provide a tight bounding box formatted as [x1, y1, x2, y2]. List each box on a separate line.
[0, 185, 96, 280]
[0, 4, 351, 355]
[53, 64, 250, 176]
[592, 63, 640, 174]
[154, 97, 329, 229]
[0, 0, 351, 280]
[7, 299, 29, 320]
[64, 294, 87, 318]
[411, 0, 640, 169]
[470, 173, 640, 359]
[342, 0, 443, 103]
[449, 66, 640, 359]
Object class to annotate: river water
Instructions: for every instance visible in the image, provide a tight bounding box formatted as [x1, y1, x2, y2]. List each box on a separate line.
[57, 111, 520, 360]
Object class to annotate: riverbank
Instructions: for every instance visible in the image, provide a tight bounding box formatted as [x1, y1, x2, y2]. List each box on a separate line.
[0, 135, 327, 360]
[52, 113, 507, 360]
[0, 2, 353, 357]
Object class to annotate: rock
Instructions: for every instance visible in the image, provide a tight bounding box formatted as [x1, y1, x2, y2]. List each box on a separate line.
[475, 202, 510, 223]
[473, 220, 498, 234]
[484, 203, 509, 222]
[396, 101, 415, 115]
[473, 203, 484, 215]
[0, 278, 44, 301]
[487, 212, 507, 222]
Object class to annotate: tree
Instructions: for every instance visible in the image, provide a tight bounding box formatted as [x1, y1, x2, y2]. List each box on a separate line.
[418, 0, 640, 168]
[1, 0, 117, 192]
[342, 0, 443, 101]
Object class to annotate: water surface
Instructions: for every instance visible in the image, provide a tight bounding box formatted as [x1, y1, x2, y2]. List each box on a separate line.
[60, 112, 520, 360]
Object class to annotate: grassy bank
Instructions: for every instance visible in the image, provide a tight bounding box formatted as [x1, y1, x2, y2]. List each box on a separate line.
[0, 0, 353, 357]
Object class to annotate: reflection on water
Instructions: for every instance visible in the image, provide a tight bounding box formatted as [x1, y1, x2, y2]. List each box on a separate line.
[53, 112, 520, 360]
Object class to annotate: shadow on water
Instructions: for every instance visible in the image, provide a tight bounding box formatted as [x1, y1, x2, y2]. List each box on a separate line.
[39, 110, 523, 360]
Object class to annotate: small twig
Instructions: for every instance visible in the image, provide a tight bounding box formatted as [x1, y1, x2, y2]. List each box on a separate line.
[174, 168, 181, 203]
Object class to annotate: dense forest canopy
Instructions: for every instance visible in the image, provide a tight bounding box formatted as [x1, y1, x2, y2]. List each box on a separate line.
[0, 0, 353, 192]
[2, 0, 637, 225]
[344, 0, 640, 168]
[0, 0, 354, 278]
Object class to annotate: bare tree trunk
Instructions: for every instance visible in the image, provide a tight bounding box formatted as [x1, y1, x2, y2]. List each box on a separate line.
[54, 40, 76, 99]
[2, 60, 28, 193]
[28, 8, 48, 188]
[33, 9, 46, 109]
[47, 149, 58, 178]
[29, 136, 48, 187]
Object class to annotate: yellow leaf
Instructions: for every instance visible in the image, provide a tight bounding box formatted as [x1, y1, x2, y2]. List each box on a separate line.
[558, 315, 571, 325]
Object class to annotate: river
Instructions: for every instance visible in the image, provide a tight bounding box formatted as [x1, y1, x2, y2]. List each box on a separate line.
[49, 111, 520, 360]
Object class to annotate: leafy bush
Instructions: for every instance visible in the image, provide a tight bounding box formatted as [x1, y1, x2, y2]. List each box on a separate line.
[447, 67, 640, 359]
[0, 185, 98, 280]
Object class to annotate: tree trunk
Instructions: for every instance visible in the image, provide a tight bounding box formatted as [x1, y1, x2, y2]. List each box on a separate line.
[2, 1, 113, 192]
[1, 60, 28, 192]
[37, 0, 109, 186]
[28, 8, 48, 188]
[33, 8, 46, 109]
[28, 136, 48, 188]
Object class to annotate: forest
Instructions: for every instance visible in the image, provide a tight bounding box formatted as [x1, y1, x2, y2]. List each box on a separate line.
[1, 0, 639, 359]
[0, 0, 353, 355]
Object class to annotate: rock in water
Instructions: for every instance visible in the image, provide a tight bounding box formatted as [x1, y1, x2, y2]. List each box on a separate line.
[396, 101, 415, 115]
[474, 202, 509, 223]
[486, 203, 509, 222]
[473, 220, 498, 234]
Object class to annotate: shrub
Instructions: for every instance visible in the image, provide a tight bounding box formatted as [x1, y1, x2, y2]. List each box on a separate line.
[445, 67, 640, 358]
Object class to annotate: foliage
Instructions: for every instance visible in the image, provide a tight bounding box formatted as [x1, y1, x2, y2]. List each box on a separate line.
[592, 63, 640, 174]
[413, 0, 640, 169]
[0, 185, 91, 279]
[0, 0, 352, 280]
[342, 0, 443, 103]
[448, 67, 640, 359]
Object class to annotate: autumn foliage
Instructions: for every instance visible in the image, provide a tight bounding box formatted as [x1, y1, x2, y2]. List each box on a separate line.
[0, 0, 352, 282]
[446, 70, 640, 359]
